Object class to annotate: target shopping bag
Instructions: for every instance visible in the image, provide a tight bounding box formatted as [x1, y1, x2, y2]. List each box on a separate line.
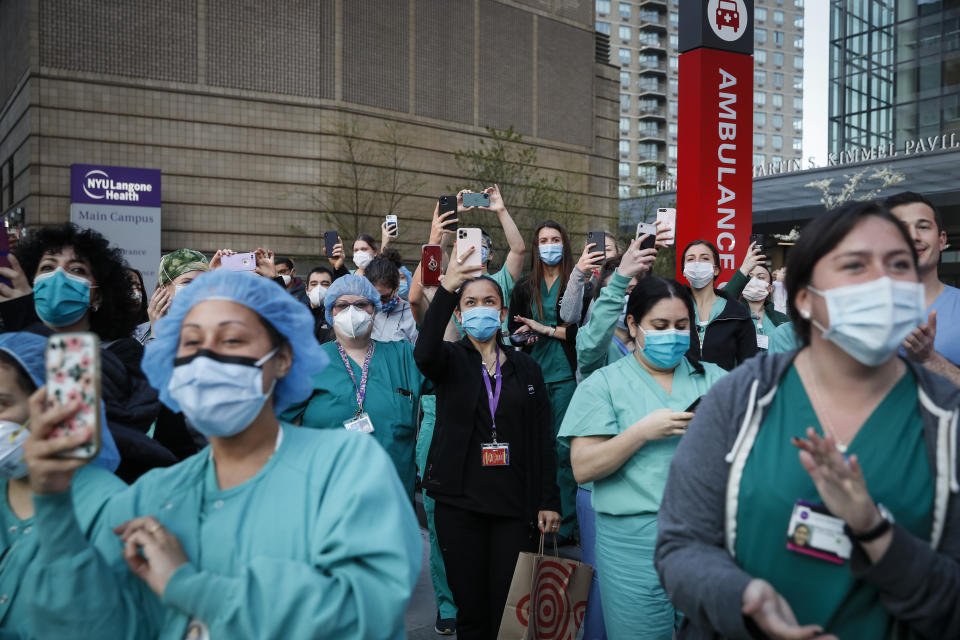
[498, 535, 594, 639]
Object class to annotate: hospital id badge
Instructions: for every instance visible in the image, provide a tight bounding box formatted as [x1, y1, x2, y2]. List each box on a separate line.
[756, 334, 770, 350]
[343, 412, 375, 434]
[786, 500, 852, 564]
[481, 442, 510, 467]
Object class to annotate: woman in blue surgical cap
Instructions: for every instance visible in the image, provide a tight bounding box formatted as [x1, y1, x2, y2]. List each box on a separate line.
[0, 332, 125, 638]
[22, 269, 422, 639]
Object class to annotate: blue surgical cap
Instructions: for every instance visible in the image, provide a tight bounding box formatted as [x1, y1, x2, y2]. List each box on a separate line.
[143, 269, 329, 414]
[323, 274, 382, 326]
[0, 331, 120, 472]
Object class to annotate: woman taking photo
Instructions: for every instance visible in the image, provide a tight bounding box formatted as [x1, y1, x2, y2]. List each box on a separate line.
[23, 269, 421, 638]
[284, 274, 424, 501]
[508, 220, 578, 542]
[656, 201, 960, 638]
[680, 239, 756, 370]
[416, 246, 561, 640]
[560, 277, 727, 639]
[723, 243, 790, 350]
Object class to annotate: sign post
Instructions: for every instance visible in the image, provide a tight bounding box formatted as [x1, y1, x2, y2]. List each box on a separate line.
[677, 0, 753, 284]
[69, 164, 162, 294]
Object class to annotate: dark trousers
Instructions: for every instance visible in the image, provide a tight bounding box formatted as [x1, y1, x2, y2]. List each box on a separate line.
[434, 501, 535, 640]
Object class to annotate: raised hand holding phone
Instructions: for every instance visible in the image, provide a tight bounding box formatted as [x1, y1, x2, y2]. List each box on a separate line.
[0, 253, 31, 301]
[429, 200, 458, 245]
[441, 244, 484, 293]
[23, 386, 92, 494]
[577, 242, 605, 273]
[617, 236, 657, 279]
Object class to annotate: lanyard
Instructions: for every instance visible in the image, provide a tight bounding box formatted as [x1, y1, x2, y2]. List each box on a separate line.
[336, 342, 375, 415]
[612, 335, 630, 356]
[481, 343, 503, 442]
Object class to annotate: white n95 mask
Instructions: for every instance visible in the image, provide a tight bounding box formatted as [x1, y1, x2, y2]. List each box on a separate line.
[334, 304, 374, 338]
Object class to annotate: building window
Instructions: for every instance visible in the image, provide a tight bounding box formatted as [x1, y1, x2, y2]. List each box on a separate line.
[620, 139, 630, 155]
[754, 153, 766, 166]
[755, 70, 766, 85]
[639, 121, 659, 137]
[619, 48, 630, 65]
[637, 165, 657, 183]
[794, 13, 803, 28]
[795, 0, 803, 7]
[620, 117, 630, 133]
[618, 185, 631, 198]
[774, 31, 784, 46]
[773, 93, 783, 108]
[756, 7, 767, 21]
[669, 100, 678, 116]
[773, 52, 784, 66]
[793, 117, 802, 132]
[772, 135, 783, 150]
[754, 133, 766, 147]
[793, 74, 803, 91]
[793, 55, 803, 70]
[756, 28, 767, 44]
[638, 76, 658, 91]
[619, 2, 630, 19]
[597, 0, 611, 15]
[794, 35, 803, 49]
[638, 142, 659, 159]
[620, 71, 630, 87]
[596, 21, 611, 35]
[669, 33, 678, 48]
[669, 11, 678, 26]
[668, 122, 678, 137]
[773, 72, 783, 88]
[669, 77, 678, 94]
[773, 10, 784, 25]
[754, 91, 766, 106]
[756, 49, 767, 64]
[619, 25, 631, 41]
[793, 96, 803, 111]
[668, 145, 678, 161]
[772, 114, 783, 129]
[793, 137, 802, 152]
[619, 162, 629, 177]
[755, 111, 767, 127]
[669, 55, 679, 70]
[772, 155, 783, 165]
[620, 94, 630, 110]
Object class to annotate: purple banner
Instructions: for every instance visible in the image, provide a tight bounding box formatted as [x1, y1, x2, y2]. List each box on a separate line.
[70, 164, 162, 207]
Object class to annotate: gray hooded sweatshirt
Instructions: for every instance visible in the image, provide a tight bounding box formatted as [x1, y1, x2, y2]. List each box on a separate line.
[655, 350, 960, 639]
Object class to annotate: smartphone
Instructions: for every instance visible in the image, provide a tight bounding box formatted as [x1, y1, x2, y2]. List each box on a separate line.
[636, 222, 657, 250]
[421, 244, 443, 286]
[656, 208, 676, 246]
[45, 333, 101, 460]
[685, 397, 701, 413]
[750, 233, 766, 250]
[586, 230, 606, 258]
[323, 230, 339, 257]
[438, 195, 457, 214]
[456, 228, 483, 269]
[509, 331, 538, 345]
[385, 214, 399, 237]
[0, 224, 10, 288]
[221, 252, 257, 271]
[462, 192, 490, 208]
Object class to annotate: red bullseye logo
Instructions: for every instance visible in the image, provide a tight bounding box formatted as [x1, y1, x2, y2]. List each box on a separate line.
[513, 559, 587, 639]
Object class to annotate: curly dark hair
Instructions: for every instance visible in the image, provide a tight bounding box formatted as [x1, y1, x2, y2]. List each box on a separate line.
[15, 223, 140, 340]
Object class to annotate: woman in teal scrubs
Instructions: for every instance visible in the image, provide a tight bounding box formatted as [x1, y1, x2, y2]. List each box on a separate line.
[22, 269, 421, 639]
[0, 332, 125, 640]
[722, 243, 790, 351]
[656, 202, 960, 638]
[560, 277, 727, 639]
[509, 220, 579, 541]
[284, 274, 424, 502]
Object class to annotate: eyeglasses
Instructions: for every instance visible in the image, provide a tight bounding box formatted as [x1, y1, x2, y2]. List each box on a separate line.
[333, 301, 374, 313]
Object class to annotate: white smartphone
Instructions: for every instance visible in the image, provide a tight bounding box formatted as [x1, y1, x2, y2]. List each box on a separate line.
[385, 214, 399, 238]
[456, 227, 483, 269]
[656, 208, 676, 245]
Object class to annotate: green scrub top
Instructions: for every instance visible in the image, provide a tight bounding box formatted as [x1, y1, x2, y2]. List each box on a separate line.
[0, 466, 125, 637]
[530, 277, 574, 384]
[770, 321, 802, 353]
[558, 355, 727, 516]
[284, 339, 425, 501]
[693, 297, 726, 349]
[751, 310, 776, 337]
[736, 366, 933, 637]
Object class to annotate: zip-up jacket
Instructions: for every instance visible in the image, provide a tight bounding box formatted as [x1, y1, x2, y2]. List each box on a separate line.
[695, 288, 758, 370]
[655, 350, 960, 639]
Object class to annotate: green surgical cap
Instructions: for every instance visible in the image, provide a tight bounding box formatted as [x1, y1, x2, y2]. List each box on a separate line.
[158, 249, 209, 286]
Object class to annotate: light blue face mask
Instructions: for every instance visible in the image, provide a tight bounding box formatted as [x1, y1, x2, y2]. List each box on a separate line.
[397, 276, 410, 300]
[461, 307, 502, 341]
[637, 328, 690, 369]
[33, 267, 92, 327]
[481, 246, 490, 265]
[167, 348, 278, 438]
[539, 244, 563, 266]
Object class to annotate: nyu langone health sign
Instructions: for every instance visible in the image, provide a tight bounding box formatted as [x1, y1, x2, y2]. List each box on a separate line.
[70, 164, 162, 293]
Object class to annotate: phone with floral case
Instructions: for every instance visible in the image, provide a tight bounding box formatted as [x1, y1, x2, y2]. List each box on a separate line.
[45, 332, 101, 460]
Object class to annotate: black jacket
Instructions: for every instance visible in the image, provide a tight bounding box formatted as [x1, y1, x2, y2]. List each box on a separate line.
[508, 275, 580, 376]
[694, 288, 758, 371]
[414, 287, 561, 525]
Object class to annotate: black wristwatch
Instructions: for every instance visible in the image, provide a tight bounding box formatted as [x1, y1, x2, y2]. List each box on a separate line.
[843, 503, 894, 542]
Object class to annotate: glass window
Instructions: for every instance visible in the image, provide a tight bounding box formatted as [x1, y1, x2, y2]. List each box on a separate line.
[638, 121, 659, 137]
[669, 77, 678, 94]
[668, 145, 678, 161]
[773, 93, 783, 108]
[669, 11, 678, 26]
[756, 28, 767, 44]
[669, 55, 679, 70]
[669, 33, 679, 48]
[793, 74, 803, 91]
[669, 100, 678, 116]
[620, 117, 630, 133]
[774, 31, 784, 46]
[793, 137, 802, 152]
[755, 91, 767, 106]
[754, 133, 766, 147]
[638, 142, 659, 159]
[619, 48, 630, 65]
[668, 122, 678, 137]
[795, 0, 803, 7]
[772, 135, 783, 150]
[772, 114, 783, 129]
[619, 161, 629, 177]
[794, 13, 803, 28]
[794, 35, 803, 49]
[772, 155, 783, 165]
[755, 70, 766, 85]
[773, 52, 784, 66]
[756, 7, 767, 21]
[773, 72, 783, 88]
[637, 165, 657, 183]
[619, 2, 630, 19]
[619, 139, 630, 154]
[756, 49, 767, 64]
[618, 185, 630, 198]
[755, 111, 766, 126]
[620, 94, 630, 110]
[620, 70, 630, 87]
[793, 55, 803, 70]
[793, 96, 803, 111]
[597, 0, 611, 15]
[754, 153, 766, 165]
[619, 25, 631, 40]
[773, 10, 784, 25]
[596, 21, 611, 35]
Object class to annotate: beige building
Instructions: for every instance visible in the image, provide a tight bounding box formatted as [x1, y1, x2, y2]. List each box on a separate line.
[0, 0, 619, 265]
[601, 0, 805, 196]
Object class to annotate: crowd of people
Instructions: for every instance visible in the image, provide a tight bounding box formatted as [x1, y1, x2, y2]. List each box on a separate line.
[0, 186, 957, 639]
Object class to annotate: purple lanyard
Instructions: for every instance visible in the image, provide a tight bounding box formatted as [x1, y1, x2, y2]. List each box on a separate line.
[336, 342, 375, 415]
[481, 343, 503, 442]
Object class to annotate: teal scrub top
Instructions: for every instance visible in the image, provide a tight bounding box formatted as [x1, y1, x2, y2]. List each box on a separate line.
[576, 270, 632, 379]
[0, 466, 125, 638]
[770, 321, 802, 353]
[530, 278, 574, 384]
[558, 355, 727, 516]
[751, 310, 776, 337]
[693, 297, 726, 349]
[285, 339, 425, 501]
[736, 366, 932, 637]
[27, 424, 422, 640]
